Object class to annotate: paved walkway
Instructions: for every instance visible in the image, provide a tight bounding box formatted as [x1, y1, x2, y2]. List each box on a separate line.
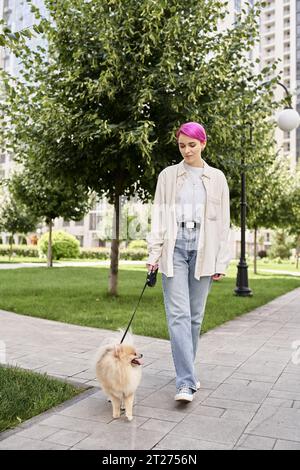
[0, 288, 300, 450]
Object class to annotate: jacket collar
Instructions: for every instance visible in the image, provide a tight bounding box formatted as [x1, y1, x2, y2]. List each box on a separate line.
[177, 159, 211, 179]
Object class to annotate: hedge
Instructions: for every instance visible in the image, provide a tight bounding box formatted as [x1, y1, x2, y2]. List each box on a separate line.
[0, 245, 39, 257]
[0, 244, 147, 261]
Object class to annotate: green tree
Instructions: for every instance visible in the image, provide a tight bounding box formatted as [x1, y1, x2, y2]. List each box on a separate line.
[268, 229, 292, 260]
[246, 156, 291, 273]
[9, 167, 91, 267]
[0, 197, 38, 260]
[0, 0, 282, 294]
[284, 169, 300, 269]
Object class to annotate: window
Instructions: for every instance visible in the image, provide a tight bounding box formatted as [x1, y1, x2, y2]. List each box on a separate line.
[3, 10, 12, 25]
[234, 0, 241, 11]
[76, 235, 84, 247]
[0, 154, 5, 164]
[89, 213, 96, 230]
[75, 219, 84, 226]
[63, 220, 70, 226]
[3, 55, 10, 70]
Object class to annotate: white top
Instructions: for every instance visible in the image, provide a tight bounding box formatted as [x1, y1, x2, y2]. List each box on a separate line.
[175, 162, 206, 223]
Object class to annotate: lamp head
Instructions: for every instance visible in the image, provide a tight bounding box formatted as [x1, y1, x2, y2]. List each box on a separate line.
[276, 108, 300, 131]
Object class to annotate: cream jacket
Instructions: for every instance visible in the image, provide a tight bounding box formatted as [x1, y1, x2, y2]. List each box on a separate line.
[146, 160, 231, 279]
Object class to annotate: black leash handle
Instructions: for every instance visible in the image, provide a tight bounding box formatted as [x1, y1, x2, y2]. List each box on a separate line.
[120, 268, 158, 344]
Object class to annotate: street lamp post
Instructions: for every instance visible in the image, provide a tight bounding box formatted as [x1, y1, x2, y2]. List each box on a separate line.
[234, 81, 300, 297]
[234, 122, 253, 297]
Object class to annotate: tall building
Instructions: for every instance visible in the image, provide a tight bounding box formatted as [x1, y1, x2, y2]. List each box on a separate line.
[259, 0, 297, 167]
[0, 0, 47, 185]
[226, 0, 297, 165]
[296, 0, 300, 163]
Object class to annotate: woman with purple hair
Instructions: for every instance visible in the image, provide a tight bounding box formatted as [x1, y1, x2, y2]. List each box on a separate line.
[147, 121, 231, 402]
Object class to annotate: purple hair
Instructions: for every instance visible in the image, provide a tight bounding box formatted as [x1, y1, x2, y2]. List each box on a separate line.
[176, 122, 207, 143]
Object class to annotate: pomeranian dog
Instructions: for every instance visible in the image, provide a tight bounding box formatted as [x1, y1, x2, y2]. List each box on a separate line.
[95, 342, 143, 421]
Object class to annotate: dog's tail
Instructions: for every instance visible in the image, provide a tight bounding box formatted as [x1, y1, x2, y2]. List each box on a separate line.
[92, 343, 114, 371]
[91, 328, 134, 370]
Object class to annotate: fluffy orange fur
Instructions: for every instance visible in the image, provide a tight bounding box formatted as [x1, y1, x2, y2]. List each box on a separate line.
[95, 343, 143, 421]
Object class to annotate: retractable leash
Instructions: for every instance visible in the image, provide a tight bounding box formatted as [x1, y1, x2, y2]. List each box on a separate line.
[120, 268, 158, 344]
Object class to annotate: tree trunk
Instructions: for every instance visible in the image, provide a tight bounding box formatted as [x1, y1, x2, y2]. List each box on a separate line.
[9, 234, 13, 262]
[296, 235, 300, 270]
[254, 227, 257, 275]
[47, 219, 53, 268]
[109, 195, 120, 296]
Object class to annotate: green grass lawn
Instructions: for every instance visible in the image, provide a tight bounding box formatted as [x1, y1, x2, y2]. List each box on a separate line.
[0, 365, 82, 433]
[0, 264, 299, 339]
[255, 261, 300, 273]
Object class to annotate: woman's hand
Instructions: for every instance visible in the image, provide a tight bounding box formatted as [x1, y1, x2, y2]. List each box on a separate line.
[146, 263, 159, 272]
[212, 273, 224, 281]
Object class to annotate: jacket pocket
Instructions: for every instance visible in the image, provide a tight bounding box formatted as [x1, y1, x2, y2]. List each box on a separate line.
[206, 196, 220, 221]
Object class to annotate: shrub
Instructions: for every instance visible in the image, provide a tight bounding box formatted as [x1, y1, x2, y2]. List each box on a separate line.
[38, 230, 80, 260]
[79, 248, 110, 260]
[79, 247, 147, 260]
[119, 249, 147, 260]
[127, 240, 147, 250]
[0, 244, 39, 257]
[258, 250, 267, 259]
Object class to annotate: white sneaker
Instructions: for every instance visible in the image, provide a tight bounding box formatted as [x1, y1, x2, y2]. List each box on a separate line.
[174, 387, 194, 402]
[196, 381, 201, 390]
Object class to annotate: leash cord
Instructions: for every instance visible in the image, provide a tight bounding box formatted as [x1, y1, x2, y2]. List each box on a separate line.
[120, 279, 148, 344]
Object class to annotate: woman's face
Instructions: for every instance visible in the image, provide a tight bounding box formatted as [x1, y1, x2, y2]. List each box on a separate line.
[178, 133, 206, 166]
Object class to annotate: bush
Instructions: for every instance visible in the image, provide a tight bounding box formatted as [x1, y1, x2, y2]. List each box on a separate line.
[127, 240, 147, 250]
[120, 248, 147, 260]
[38, 230, 80, 260]
[0, 244, 39, 257]
[79, 247, 148, 261]
[258, 250, 267, 259]
[79, 248, 110, 260]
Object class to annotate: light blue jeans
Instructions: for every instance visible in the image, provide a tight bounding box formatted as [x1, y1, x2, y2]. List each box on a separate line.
[162, 226, 213, 392]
